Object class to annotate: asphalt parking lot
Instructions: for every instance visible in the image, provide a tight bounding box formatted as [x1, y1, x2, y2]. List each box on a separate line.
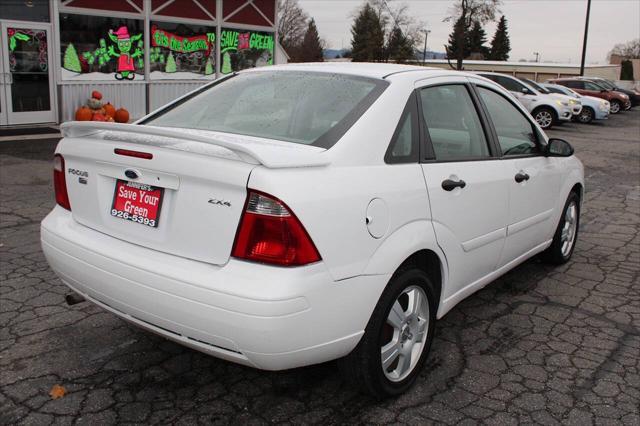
[1, 111, 639, 425]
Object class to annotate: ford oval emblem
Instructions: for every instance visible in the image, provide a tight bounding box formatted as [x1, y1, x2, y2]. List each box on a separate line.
[124, 169, 140, 179]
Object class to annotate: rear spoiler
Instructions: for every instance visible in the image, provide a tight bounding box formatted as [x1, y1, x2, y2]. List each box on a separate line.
[60, 122, 330, 169]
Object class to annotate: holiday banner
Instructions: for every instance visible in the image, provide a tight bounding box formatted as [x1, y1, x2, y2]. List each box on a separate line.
[151, 25, 215, 54]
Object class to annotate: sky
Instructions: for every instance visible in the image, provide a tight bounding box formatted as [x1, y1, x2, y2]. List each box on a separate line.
[298, 0, 640, 64]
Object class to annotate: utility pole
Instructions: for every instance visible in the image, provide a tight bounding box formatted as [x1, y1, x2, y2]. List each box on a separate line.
[579, 0, 592, 76]
[423, 29, 431, 63]
[533, 52, 540, 62]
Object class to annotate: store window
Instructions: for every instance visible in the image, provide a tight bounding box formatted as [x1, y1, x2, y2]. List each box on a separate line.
[220, 28, 274, 74]
[150, 22, 216, 80]
[0, 0, 50, 22]
[59, 14, 144, 81]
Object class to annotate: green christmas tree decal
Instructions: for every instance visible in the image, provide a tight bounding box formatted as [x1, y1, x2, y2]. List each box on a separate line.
[204, 57, 214, 75]
[165, 51, 176, 73]
[221, 52, 232, 74]
[63, 43, 81, 72]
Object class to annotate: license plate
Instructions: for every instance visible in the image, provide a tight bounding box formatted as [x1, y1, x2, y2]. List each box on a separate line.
[111, 180, 164, 228]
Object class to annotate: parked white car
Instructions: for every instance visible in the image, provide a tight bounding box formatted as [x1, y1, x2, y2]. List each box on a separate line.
[475, 72, 573, 129]
[542, 83, 610, 123]
[520, 77, 583, 117]
[42, 64, 584, 398]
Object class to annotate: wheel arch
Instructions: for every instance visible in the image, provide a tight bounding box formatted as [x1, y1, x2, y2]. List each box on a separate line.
[362, 220, 447, 316]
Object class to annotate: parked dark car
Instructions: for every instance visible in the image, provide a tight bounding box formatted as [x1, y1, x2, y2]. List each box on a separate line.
[548, 78, 631, 114]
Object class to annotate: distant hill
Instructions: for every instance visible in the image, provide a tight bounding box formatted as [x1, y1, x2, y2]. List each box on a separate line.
[322, 49, 447, 60]
[323, 49, 350, 59]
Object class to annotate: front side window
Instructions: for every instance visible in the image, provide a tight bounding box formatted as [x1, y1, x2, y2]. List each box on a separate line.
[419, 85, 490, 161]
[584, 81, 603, 91]
[144, 71, 386, 148]
[477, 86, 539, 156]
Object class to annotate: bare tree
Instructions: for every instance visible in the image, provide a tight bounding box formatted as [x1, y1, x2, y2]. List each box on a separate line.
[608, 39, 640, 60]
[277, 0, 309, 57]
[444, 0, 501, 70]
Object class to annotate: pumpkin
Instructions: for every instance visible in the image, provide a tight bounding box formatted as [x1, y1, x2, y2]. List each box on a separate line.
[106, 116, 115, 122]
[103, 102, 116, 119]
[75, 106, 92, 121]
[92, 112, 107, 121]
[114, 108, 130, 123]
[91, 90, 102, 100]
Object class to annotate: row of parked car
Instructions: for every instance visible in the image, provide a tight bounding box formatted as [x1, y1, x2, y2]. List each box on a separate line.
[474, 73, 640, 129]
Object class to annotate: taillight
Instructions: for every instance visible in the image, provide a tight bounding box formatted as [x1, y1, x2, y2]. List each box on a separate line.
[53, 154, 71, 210]
[232, 191, 321, 266]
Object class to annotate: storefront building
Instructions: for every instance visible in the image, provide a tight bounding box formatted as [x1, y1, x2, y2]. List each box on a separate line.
[0, 0, 284, 126]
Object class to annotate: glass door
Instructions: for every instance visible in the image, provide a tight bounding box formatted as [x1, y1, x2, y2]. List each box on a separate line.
[0, 26, 7, 126]
[1, 21, 55, 125]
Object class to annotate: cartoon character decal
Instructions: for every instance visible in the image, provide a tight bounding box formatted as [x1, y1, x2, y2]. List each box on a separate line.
[108, 26, 143, 80]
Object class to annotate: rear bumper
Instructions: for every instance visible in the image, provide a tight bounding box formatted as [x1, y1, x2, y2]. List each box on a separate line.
[595, 109, 609, 120]
[41, 207, 389, 370]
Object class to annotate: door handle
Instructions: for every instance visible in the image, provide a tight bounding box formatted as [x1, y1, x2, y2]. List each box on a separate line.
[442, 179, 466, 191]
[515, 172, 530, 183]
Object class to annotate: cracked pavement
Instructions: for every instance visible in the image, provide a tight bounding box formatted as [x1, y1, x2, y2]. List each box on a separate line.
[1, 110, 639, 425]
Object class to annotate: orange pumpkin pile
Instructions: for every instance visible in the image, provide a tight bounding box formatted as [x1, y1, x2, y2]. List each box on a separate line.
[74, 90, 130, 123]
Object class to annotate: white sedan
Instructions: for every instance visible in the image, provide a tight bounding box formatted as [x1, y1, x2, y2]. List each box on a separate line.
[41, 63, 584, 398]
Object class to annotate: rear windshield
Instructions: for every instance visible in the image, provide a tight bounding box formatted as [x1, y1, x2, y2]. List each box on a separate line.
[142, 71, 388, 148]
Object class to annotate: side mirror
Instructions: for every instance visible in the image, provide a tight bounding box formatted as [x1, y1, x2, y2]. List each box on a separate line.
[521, 87, 531, 95]
[546, 138, 574, 157]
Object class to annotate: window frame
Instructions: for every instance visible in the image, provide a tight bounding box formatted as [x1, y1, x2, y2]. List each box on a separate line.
[471, 83, 546, 159]
[416, 82, 500, 164]
[384, 91, 420, 164]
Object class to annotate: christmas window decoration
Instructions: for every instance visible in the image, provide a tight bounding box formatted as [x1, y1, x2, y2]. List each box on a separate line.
[150, 22, 216, 80]
[220, 28, 274, 75]
[60, 14, 144, 81]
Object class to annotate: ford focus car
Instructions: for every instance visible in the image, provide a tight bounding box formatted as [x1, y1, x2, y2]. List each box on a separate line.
[42, 63, 584, 398]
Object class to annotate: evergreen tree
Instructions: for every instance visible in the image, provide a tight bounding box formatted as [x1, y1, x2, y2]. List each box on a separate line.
[386, 27, 415, 63]
[221, 52, 232, 74]
[63, 43, 81, 72]
[165, 52, 177, 73]
[298, 19, 324, 62]
[350, 3, 384, 62]
[447, 16, 470, 62]
[489, 15, 511, 60]
[204, 57, 214, 75]
[467, 21, 489, 58]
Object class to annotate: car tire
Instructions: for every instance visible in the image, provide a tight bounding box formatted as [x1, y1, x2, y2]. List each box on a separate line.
[533, 107, 556, 129]
[610, 100, 621, 114]
[543, 191, 580, 265]
[577, 106, 594, 124]
[338, 267, 437, 398]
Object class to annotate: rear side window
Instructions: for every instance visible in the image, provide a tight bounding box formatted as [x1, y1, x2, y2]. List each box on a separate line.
[385, 93, 419, 163]
[477, 86, 539, 156]
[564, 80, 583, 89]
[419, 85, 490, 161]
[496, 75, 524, 92]
[143, 71, 387, 148]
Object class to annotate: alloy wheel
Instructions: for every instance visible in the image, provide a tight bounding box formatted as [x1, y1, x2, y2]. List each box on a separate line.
[380, 285, 430, 382]
[560, 201, 578, 257]
[610, 102, 620, 114]
[535, 110, 553, 129]
[578, 108, 593, 123]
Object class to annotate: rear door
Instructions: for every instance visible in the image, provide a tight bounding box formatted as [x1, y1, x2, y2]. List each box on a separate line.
[417, 76, 509, 298]
[471, 80, 564, 267]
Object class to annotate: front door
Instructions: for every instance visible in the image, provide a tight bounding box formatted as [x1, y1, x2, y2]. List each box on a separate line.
[0, 21, 55, 125]
[417, 78, 509, 300]
[472, 82, 563, 267]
